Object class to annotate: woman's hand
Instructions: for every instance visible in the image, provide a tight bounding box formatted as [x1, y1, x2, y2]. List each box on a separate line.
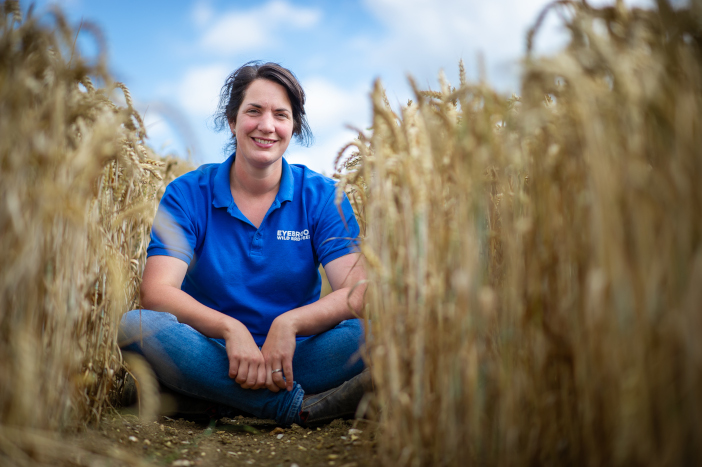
[222, 319, 267, 390]
[261, 315, 297, 392]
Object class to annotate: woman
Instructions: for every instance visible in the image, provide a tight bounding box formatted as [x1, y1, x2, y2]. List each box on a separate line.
[120, 61, 369, 427]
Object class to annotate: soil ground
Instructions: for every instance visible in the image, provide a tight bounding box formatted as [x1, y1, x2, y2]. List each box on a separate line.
[61, 412, 378, 467]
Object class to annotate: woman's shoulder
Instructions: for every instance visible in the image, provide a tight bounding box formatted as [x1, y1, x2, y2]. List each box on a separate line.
[163, 161, 222, 207]
[170, 162, 220, 187]
[288, 163, 338, 197]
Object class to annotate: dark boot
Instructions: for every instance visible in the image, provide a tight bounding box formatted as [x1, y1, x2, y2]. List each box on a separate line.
[120, 373, 138, 407]
[299, 368, 372, 427]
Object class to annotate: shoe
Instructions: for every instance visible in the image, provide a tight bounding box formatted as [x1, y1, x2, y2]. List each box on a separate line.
[299, 368, 372, 427]
[120, 373, 138, 407]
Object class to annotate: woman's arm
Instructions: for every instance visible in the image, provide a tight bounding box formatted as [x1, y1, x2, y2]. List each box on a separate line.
[141, 255, 268, 390]
[277, 252, 367, 335]
[262, 252, 367, 391]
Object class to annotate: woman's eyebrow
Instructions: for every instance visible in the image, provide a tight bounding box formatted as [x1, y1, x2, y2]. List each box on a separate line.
[245, 103, 290, 112]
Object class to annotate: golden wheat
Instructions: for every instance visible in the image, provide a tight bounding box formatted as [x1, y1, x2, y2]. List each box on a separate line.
[339, 1, 702, 465]
[0, 1, 189, 464]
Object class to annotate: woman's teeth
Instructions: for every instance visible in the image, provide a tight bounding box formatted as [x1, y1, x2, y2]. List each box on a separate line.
[253, 138, 274, 144]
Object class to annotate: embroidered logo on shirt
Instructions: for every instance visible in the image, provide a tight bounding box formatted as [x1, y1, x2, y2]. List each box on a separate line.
[277, 229, 310, 241]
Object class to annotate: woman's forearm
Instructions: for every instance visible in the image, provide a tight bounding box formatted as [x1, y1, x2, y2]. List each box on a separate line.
[276, 252, 367, 336]
[141, 283, 244, 340]
[276, 281, 366, 337]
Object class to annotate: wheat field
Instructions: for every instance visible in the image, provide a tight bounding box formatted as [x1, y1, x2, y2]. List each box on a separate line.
[1, 0, 701, 465]
[0, 1, 188, 464]
[338, 1, 702, 465]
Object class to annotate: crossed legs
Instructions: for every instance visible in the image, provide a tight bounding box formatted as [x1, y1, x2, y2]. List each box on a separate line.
[119, 310, 365, 425]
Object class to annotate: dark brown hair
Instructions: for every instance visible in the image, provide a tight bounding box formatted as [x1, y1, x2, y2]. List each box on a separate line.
[214, 61, 313, 152]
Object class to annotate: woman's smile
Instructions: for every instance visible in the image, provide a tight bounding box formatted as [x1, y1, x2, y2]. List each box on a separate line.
[252, 137, 278, 147]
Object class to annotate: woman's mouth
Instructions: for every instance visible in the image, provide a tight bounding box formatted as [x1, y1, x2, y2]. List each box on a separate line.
[252, 137, 276, 146]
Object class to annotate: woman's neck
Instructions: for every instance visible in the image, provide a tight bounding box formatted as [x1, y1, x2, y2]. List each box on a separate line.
[230, 155, 282, 198]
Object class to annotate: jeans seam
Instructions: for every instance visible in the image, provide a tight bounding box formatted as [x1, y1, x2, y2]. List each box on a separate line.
[281, 384, 304, 426]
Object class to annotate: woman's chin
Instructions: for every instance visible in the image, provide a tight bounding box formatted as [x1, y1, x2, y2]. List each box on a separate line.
[238, 151, 285, 171]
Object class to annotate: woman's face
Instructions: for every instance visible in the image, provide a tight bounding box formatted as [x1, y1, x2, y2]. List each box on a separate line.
[229, 79, 294, 170]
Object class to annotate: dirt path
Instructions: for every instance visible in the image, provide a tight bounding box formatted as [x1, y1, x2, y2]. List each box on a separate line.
[65, 412, 378, 467]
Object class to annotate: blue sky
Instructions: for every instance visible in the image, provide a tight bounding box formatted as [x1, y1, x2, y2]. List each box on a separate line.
[29, 0, 652, 174]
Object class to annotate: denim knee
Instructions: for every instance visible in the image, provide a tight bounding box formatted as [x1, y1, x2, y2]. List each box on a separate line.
[336, 318, 365, 345]
[118, 309, 176, 351]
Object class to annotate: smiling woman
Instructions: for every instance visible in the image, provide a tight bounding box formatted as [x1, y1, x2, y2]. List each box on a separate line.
[119, 61, 371, 427]
[229, 79, 293, 180]
[215, 61, 313, 153]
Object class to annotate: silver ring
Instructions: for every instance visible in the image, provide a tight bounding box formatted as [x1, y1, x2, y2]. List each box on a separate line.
[271, 369, 283, 374]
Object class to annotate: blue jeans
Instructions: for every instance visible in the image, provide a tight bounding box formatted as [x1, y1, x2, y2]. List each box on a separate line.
[119, 310, 365, 426]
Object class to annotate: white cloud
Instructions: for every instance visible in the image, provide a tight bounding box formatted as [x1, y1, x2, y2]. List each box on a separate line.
[286, 128, 361, 175]
[356, 0, 659, 95]
[349, 0, 562, 96]
[198, 0, 322, 55]
[362, 0, 554, 65]
[283, 77, 369, 174]
[143, 111, 179, 153]
[176, 63, 231, 117]
[192, 1, 214, 28]
[362, 0, 658, 70]
[303, 78, 369, 134]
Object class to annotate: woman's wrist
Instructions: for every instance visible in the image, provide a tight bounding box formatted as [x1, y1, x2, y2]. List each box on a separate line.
[221, 316, 247, 341]
[273, 312, 300, 336]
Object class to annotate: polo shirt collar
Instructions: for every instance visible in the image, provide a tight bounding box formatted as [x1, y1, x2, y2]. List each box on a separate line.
[212, 152, 235, 209]
[212, 153, 294, 209]
[277, 157, 294, 203]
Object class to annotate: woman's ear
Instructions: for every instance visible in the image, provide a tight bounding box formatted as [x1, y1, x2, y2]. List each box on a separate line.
[229, 120, 236, 136]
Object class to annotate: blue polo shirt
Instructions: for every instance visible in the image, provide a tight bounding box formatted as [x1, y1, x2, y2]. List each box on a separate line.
[147, 154, 360, 345]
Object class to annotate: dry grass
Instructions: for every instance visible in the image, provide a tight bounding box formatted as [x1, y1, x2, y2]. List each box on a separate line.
[339, 1, 702, 465]
[0, 1, 189, 464]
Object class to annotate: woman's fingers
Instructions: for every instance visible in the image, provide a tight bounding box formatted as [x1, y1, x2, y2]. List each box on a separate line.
[235, 360, 249, 385]
[253, 360, 267, 390]
[238, 355, 268, 389]
[284, 357, 294, 392]
[244, 362, 259, 389]
[224, 322, 268, 389]
[228, 358, 240, 380]
[261, 317, 297, 391]
[269, 357, 292, 391]
[265, 361, 280, 392]
[271, 363, 287, 390]
[265, 367, 280, 392]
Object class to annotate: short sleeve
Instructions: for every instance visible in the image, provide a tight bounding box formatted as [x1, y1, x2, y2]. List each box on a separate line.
[147, 183, 198, 265]
[313, 189, 360, 266]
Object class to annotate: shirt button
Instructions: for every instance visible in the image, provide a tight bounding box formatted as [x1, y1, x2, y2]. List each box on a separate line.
[255, 232, 261, 238]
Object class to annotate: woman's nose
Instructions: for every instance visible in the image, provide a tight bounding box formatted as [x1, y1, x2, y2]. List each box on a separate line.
[258, 112, 275, 132]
